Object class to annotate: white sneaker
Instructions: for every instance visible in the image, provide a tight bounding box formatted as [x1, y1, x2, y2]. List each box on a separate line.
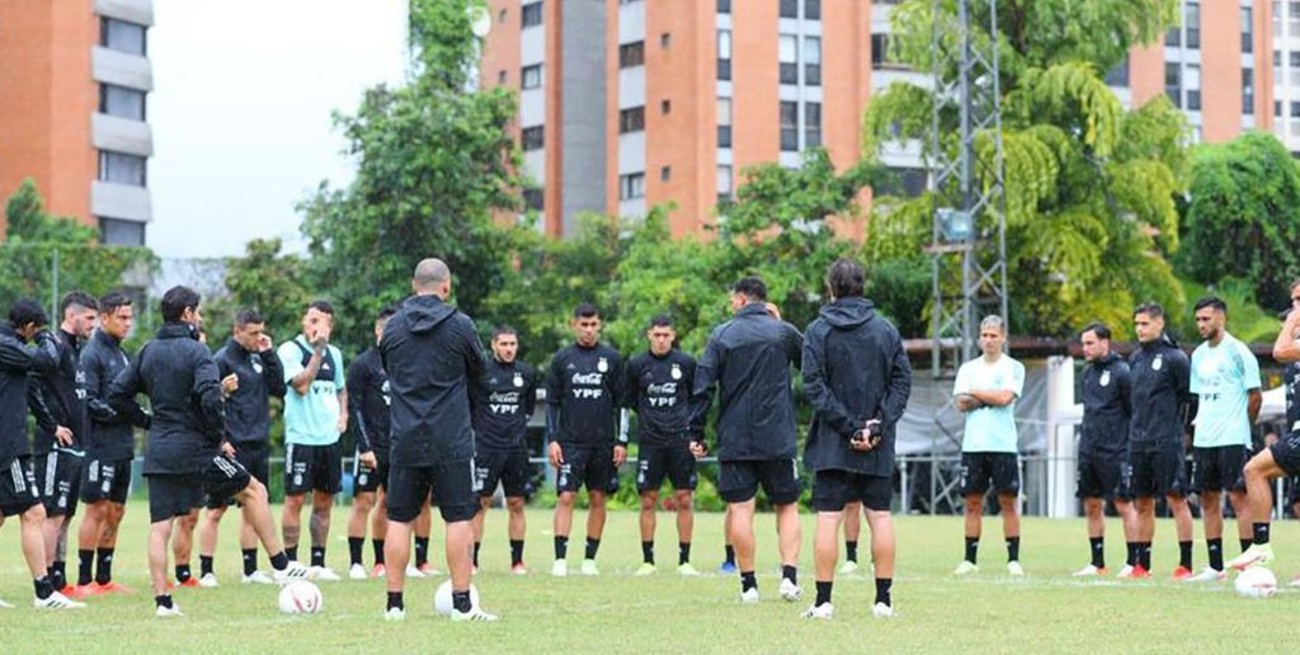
[405, 564, 425, 579]
[349, 563, 368, 580]
[802, 602, 833, 620]
[198, 572, 219, 588]
[1183, 566, 1226, 583]
[580, 559, 600, 576]
[1007, 561, 1025, 577]
[35, 591, 86, 610]
[154, 603, 183, 618]
[778, 577, 802, 602]
[1115, 564, 1136, 578]
[451, 606, 500, 622]
[551, 560, 568, 577]
[384, 607, 406, 622]
[739, 587, 760, 604]
[0, 598, 13, 609]
[242, 570, 275, 585]
[838, 560, 861, 575]
[872, 602, 895, 619]
[1072, 564, 1104, 577]
[273, 561, 311, 584]
[1226, 543, 1275, 571]
[953, 560, 979, 576]
[311, 566, 342, 581]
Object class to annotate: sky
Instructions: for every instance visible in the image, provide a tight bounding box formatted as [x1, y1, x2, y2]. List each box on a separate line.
[148, 0, 408, 259]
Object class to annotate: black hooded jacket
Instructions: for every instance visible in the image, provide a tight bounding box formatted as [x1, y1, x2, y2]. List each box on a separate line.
[802, 297, 912, 475]
[215, 338, 285, 444]
[379, 295, 486, 467]
[1128, 334, 1191, 453]
[0, 325, 59, 467]
[1080, 352, 1132, 458]
[82, 328, 145, 460]
[32, 328, 87, 455]
[347, 347, 391, 457]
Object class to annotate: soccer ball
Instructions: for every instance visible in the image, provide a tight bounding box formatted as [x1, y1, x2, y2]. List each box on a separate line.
[434, 580, 480, 616]
[1234, 567, 1278, 599]
[278, 580, 324, 614]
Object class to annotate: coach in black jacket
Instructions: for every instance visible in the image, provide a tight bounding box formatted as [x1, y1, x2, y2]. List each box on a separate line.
[377, 258, 495, 620]
[801, 259, 911, 618]
[692, 275, 804, 603]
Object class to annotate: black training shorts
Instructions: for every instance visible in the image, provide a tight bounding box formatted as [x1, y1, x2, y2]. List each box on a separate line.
[0, 456, 41, 518]
[960, 452, 1020, 497]
[386, 460, 478, 524]
[284, 442, 343, 495]
[718, 458, 802, 505]
[555, 444, 616, 495]
[1130, 448, 1187, 499]
[352, 451, 389, 496]
[35, 450, 83, 518]
[811, 469, 892, 512]
[1190, 445, 1248, 494]
[474, 449, 533, 498]
[149, 454, 251, 523]
[1076, 453, 1131, 501]
[81, 457, 133, 505]
[636, 444, 698, 493]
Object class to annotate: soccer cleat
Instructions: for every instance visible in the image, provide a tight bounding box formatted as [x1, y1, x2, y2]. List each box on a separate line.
[739, 587, 760, 604]
[551, 560, 568, 577]
[838, 560, 862, 575]
[634, 563, 657, 577]
[580, 559, 600, 576]
[273, 561, 312, 584]
[241, 570, 275, 585]
[311, 566, 342, 582]
[174, 577, 199, 589]
[198, 573, 219, 588]
[417, 563, 442, 576]
[97, 581, 135, 595]
[952, 560, 979, 576]
[1123, 564, 1152, 580]
[384, 607, 406, 622]
[451, 606, 500, 622]
[64, 584, 95, 599]
[1226, 543, 1275, 571]
[1072, 564, 1107, 577]
[1006, 561, 1025, 577]
[872, 602, 895, 619]
[1183, 566, 1226, 583]
[349, 563, 368, 580]
[372, 563, 387, 578]
[35, 591, 86, 610]
[511, 563, 529, 576]
[677, 562, 701, 577]
[0, 598, 13, 609]
[778, 577, 802, 602]
[1114, 564, 1135, 578]
[1171, 565, 1194, 581]
[154, 603, 183, 618]
[801, 602, 834, 620]
[405, 564, 426, 579]
[719, 561, 738, 575]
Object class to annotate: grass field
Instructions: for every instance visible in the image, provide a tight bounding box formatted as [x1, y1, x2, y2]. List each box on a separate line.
[3, 505, 1300, 654]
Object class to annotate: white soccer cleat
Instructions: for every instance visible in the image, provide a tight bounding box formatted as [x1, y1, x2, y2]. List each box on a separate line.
[551, 560, 568, 577]
[154, 603, 183, 618]
[34, 591, 85, 610]
[310, 566, 342, 582]
[1006, 561, 1025, 577]
[405, 564, 426, 579]
[838, 560, 861, 575]
[778, 577, 802, 602]
[953, 560, 979, 576]
[580, 559, 600, 576]
[384, 607, 406, 622]
[273, 561, 311, 584]
[739, 587, 760, 604]
[634, 563, 657, 577]
[242, 570, 275, 585]
[1072, 564, 1104, 577]
[676, 562, 701, 577]
[1115, 564, 1135, 578]
[872, 602, 895, 619]
[349, 563, 368, 580]
[451, 606, 500, 622]
[802, 603, 833, 620]
[1226, 543, 1275, 571]
[1183, 566, 1226, 583]
[198, 573, 219, 588]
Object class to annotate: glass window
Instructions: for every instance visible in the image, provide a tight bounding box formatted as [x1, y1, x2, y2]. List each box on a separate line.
[522, 2, 543, 28]
[717, 165, 733, 195]
[871, 33, 890, 69]
[779, 35, 799, 84]
[620, 173, 645, 200]
[1104, 56, 1130, 87]
[805, 102, 822, 148]
[804, 37, 821, 86]
[1185, 63, 1201, 110]
[1243, 7, 1254, 53]
[718, 97, 733, 148]
[523, 188, 544, 211]
[521, 126, 544, 150]
[805, 0, 821, 20]
[101, 17, 146, 56]
[780, 0, 798, 19]
[99, 84, 145, 121]
[619, 41, 645, 68]
[521, 64, 543, 89]
[1165, 63, 1182, 108]
[660, 166, 671, 182]
[717, 30, 732, 81]
[98, 217, 145, 247]
[98, 150, 146, 186]
[780, 101, 799, 151]
[717, 0, 731, 13]
[1243, 68, 1255, 115]
[619, 107, 646, 133]
[1185, 2, 1200, 49]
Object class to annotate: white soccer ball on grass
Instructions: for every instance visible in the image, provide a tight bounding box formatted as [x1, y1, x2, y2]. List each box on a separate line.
[434, 580, 480, 616]
[279, 580, 324, 614]
[1234, 566, 1278, 599]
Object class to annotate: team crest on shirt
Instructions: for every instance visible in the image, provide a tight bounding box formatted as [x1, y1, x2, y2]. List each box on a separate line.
[597, 357, 608, 373]
[251, 355, 264, 374]
[1099, 370, 1111, 387]
[1152, 355, 1163, 371]
[671, 363, 682, 380]
[513, 373, 524, 388]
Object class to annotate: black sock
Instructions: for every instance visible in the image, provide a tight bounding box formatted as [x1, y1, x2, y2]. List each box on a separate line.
[875, 577, 893, 606]
[175, 564, 192, 583]
[724, 544, 736, 565]
[740, 570, 757, 592]
[1178, 540, 1192, 570]
[286, 546, 298, 561]
[964, 537, 979, 564]
[1089, 537, 1104, 568]
[414, 537, 430, 567]
[782, 564, 797, 585]
[815, 580, 832, 606]
[1254, 522, 1271, 545]
[474, 541, 481, 567]
[348, 537, 364, 566]
[452, 589, 472, 613]
[1125, 542, 1137, 566]
[373, 539, 386, 565]
[270, 551, 290, 571]
[845, 540, 859, 563]
[50, 561, 66, 590]
[1207, 538, 1223, 571]
[200, 555, 214, 577]
[510, 539, 525, 566]
[387, 591, 404, 611]
[1240, 538, 1253, 553]
[155, 594, 173, 609]
[555, 535, 569, 560]
[96, 548, 115, 585]
[34, 575, 54, 600]
[78, 549, 94, 586]
[1006, 536, 1020, 562]
[242, 548, 258, 576]
[641, 540, 655, 565]
[1140, 542, 1152, 570]
[585, 537, 601, 560]
[310, 547, 326, 568]
[679, 542, 691, 566]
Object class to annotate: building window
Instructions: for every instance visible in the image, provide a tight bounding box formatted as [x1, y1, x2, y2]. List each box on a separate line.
[805, 102, 822, 148]
[1292, 101, 1300, 117]
[804, 37, 822, 86]
[98, 217, 145, 247]
[871, 33, 890, 69]
[99, 84, 146, 121]
[498, 70, 507, 85]
[499, 8, 507, 23]
[1186, 63, 1201, 110]
[521, 64, 543, 89]
[780, 101, 799, 151]
[98, 151, 147, 186]
[718, 97, 733, 148]
[718, 30, 732, 80]
[805, 0, 821, 20]
[717, 0, 731, 13]
[780, 0, 799, 19]
[1165, 63, 1182, 108]
[620, 173, 646, 200]
[101, 17, 146, 56]
[717, 164, 733, 203]
[1185, 2, 1200, 49]
[661, 166, 672, 181]
[779, 34, 799, 84]
[523, 187, 544, 211]
[1243, 7, 1254, 53]
[521, 2, 543, 28]
[661, 32, 672, 48]
[884, 167, 928, 198]
[619, 41, 645, 68]
[1166, 22, 1181, 47]
[1276, 100, 1282, 117]
[1243, 68, 1255, 115]
[521, 126, 544, 150]
[619, 106, 646, 133]
[1104, 56, 1130, 87]
[661, 99, 671, 114]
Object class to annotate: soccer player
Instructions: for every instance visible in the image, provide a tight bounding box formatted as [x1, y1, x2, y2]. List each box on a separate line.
[1127, 302, 1195, 579]
[692, 276, 804, 603]
[31, 291, 97, 593]
[192, 309, 287, 586]
[801, 259, 911, 620]
[277, 300, 348, 580]
[1074, 323, 1138, 577]
[0, 300, 86, 610]
[379, 258, 495, 621]
[74, 292, 146, 595]
[624, 314, 702, 577]
[108, 286, 308, 617]
[952, 315, 1026, 577]
[1181, 297, 1261, 582]
[546, 303, 625, 577]
[470, 325, 537, 575]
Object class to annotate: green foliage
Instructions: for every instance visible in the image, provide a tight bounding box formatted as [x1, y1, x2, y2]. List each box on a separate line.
[219, 238, 312, 341]
[5, 178, 99, 244]
[1173, 277, 1280, 346]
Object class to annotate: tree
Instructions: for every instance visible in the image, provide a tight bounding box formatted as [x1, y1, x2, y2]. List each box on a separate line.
[6, 178, 98, 244]
[218, 238, 313, 341]
[1179, 131, 1300, 310]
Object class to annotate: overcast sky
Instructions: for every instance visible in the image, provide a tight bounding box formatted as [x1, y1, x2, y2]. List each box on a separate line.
[148, 0, 408, 259]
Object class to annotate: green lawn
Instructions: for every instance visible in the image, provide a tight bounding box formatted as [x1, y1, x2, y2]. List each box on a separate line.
[2, 505, 1299, 654]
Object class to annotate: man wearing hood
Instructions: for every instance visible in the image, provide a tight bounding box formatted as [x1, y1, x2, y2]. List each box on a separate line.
[378, 258, 496, 622]
[1074, 323, 1137, 578]
[800, 259, 910, 620]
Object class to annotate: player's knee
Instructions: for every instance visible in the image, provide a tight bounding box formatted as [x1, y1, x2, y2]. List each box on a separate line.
[640, 492, 658, 510]
[505, 497, 525, 512]
[21, 503, 47, 525]
[589, 492, 607, 509]
[674, 490, 692, 508]
[997, 494, 1018, 512]
[557, 492, 576, 508]
[963, 495, 983, 512]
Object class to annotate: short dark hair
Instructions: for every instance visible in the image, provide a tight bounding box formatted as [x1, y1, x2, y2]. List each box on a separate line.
[234, 308, 265, 327]
[1194, 296, 1228, 314]
[491, 325, 518, 340]
[732, 276, 767, 302]
[574, 303, 600, 319]
[1080, 322, 1111, 341]
[648, 314, 675, 329]
[377, 304, 399, 322]
[9, 300, 48, 330]
[308, 300, 334, 316]
[826, 259, 866, 299]
[99, 292, 132, 315]
[60, 291, 98, 316]
[1134, 302, 1165, 320]
[161, 286, 202, 322]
